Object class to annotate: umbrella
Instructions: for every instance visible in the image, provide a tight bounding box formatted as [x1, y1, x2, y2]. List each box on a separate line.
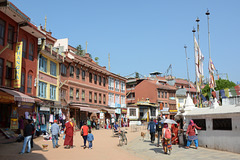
[160, 119, 177, 124]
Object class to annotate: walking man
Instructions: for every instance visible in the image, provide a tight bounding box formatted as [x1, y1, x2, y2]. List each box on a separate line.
[19, 119, 34, 154]
[156, 114, 163, 147]
[51, 120, 60, 148]
[148, 118, 156, 143]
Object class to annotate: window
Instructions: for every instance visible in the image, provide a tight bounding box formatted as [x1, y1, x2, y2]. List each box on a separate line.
[164, 103, 168, 108]
[50, 85, 56, 100]
[50, 61, 57, 76]
[82, 70, 85, 80]
[121, 81, 125, 93]
[0, 19, 5, 46]
[94, 93, 97, 103]
[108, 77, 114, 90]
[103, 94, 106, 104]
[70, 66, 74, 77]
[29, 42, 34, 61]
[19, 72, 25, 92]
[0, 58, 3, 85]
[108, 93, 114, 106]
[82, 90, 85, 101]
[5, 61, 12, 87]
[161, 92, 164, 98]
[61, 64, 67, 76]
[165, 92, 167, 98]
[89, 73, 92, 83]
[39, 55, 47, 72]
[99, 93, 102, 104]
[22, 38, 27, 58]
[192, 119, 206, 130]
[89, 91, 92, 102]
[27, 74, 32, 94]
[158, 90, 160, 98]
[76, 68, 80, 79]
[213, 118, 232, 130]
[130, 109, 136, 116]
[94, 74, 97, 84]
[61, 89, 66, 100]
[38, 81, 47, 98]
[76, 89, 79, 100]
[70, 88, 74, 99]
[121, 95, 125, 105]
[99, 76, 101, 85]
[115, 94, 120, 106]
[103, 77, 106, 87]
[7, 24, 14, 50]
[115, 79, 119, 92]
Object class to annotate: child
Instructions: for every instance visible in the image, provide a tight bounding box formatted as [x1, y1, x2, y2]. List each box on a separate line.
[87, 130, 94, 149]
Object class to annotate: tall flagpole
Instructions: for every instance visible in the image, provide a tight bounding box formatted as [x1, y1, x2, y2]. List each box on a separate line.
[192, 27, 197, 106]
[206, 9, 212, 104]
[184, 45, 191, 96]
[196, 17, 201, 107]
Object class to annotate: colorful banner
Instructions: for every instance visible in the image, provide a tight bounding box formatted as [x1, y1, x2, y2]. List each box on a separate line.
[234, 86, 240, 95]
[224, 88, 229, 98]
[220, 89, 226, 98]
[200, 94, 207, 102]
[14, 42, 23, 88]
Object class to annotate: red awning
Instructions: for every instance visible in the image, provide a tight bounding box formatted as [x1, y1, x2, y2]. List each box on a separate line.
[0, 91, 14, 103]
[0, 88, 35, 103]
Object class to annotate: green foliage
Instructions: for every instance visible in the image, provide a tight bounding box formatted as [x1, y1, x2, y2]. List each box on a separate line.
[75, 45, 85, 56]
[94, 57, 99, 64]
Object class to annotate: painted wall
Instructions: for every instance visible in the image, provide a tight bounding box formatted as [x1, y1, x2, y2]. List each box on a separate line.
[185, 113, 240, 154]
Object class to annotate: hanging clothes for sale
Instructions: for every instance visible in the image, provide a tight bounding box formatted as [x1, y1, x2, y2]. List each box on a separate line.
[25, 112, 29, 119]
[42, 114, 45, 125]
[49, 114, 54, 123]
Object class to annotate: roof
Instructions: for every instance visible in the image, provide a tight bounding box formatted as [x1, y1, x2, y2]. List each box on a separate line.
[148, 80, 176, 91]
[186, 105, 240, 116]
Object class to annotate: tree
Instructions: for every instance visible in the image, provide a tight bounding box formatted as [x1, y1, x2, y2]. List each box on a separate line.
[94, 57, 99, 64]
[76, 45, 85, 56]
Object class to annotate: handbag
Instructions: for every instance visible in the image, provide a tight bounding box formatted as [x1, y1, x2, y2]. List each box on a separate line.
[195, 128, 198, 135]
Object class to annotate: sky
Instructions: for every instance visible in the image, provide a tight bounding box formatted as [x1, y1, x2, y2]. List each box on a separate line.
[11, 0, 240, 84]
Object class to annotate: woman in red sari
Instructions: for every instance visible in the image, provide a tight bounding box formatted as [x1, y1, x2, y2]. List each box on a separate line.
[64, 118, 74, 149]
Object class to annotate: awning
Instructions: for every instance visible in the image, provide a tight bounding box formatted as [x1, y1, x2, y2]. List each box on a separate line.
[101, 108, 115, 114]
[0, 91, 14, 103]
[80, 107, 99, 113]
[0, 88, 35, 103]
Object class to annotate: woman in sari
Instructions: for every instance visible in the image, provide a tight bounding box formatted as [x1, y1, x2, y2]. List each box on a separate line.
[186, 120, 201, 149]
[64, 118, 74, 149]
[171, 123, 179, 145]
[162, 123, 172, 154]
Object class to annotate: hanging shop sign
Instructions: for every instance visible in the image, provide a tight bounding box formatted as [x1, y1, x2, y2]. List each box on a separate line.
[14, 42, 23, 88]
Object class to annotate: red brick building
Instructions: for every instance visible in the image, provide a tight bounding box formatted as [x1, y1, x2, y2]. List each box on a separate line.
[0, 1, 44, 129]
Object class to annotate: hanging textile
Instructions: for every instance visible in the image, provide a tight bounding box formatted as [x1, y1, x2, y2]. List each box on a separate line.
[25, 112, 29, 119]
[220, 89, 226, 98]
[49, 114, 54, 123]
[234, 86, 240, 96]
[200, 94, 207, 102]
[224, 88, 229, 98]
[215, 91, 220, 100]
[42, 114, 45, 125]
[229, 87, 237, 96]
[212, 91, 216, 98]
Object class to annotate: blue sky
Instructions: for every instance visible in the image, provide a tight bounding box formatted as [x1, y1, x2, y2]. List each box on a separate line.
[11, 0, 240, 83]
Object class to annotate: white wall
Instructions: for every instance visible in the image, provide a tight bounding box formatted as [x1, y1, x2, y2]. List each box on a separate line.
[185, 113, 240, 154]
[53, 38, 69, 52]
[127, 107, 139, 120]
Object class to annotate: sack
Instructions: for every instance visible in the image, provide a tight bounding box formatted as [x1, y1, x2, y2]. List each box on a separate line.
[164, 128, 171, 139]
[195, 128, 198, 135]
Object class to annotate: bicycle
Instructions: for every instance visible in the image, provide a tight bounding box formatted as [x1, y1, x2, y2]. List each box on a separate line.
[118, 130, 127, 146]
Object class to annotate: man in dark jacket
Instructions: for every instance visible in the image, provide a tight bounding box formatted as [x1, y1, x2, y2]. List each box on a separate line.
[148, 118, 156, 143]
[156, 114, 164, 147]
[19, 119, 34, 154]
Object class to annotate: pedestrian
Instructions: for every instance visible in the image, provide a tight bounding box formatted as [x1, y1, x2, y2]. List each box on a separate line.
[64, 118, 74, 149]
[171, 123, 179, 145]
[185, 120, 201, 149]
[81, 121, 89, 149]
[162, 123, 172, 154]
[148, 118, 156, 143]
[19, 119, 34, 154]
[87, 118, 91, 130]
[156, 114, 163, 147]
[111, 117, 115, 129]
[87, 129, 94, 149]
[51, 120, 60, 148]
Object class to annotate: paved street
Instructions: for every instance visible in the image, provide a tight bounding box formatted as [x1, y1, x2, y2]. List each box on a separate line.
[0, 127, 240, 160]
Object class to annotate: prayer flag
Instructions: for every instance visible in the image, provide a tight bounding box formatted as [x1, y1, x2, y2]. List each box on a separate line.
[200, 94, 207, 102]
[234, 86, 240, 96]
[220, 89, 226, 98]
[224, 88, 229, 98]
[230, 87, 237, 96]
[215, 91, 220, 100]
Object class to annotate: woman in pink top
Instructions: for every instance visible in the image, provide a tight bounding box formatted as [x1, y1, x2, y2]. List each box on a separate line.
[80, 121, 89, 149]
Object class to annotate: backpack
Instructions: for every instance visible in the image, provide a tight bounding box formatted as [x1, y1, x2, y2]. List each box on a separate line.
[164, 128, 171, 139]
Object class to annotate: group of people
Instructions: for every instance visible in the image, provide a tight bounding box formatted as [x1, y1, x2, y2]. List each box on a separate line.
[62, 118, 94, 150]
[148, 115, 201, 154]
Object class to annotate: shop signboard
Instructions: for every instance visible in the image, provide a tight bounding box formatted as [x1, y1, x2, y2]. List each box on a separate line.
[100, 112, 104, 119]
[14, 42, 23, 88]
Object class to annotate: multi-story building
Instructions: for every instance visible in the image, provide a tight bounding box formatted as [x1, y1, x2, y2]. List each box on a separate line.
[107, 72, 127, 123]
[0, 1, 44, 131]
